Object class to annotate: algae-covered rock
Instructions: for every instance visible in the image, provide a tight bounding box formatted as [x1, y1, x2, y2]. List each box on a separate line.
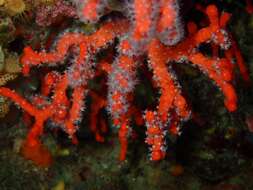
[0, 46, 4, 71]
[0, 17, 15, 44]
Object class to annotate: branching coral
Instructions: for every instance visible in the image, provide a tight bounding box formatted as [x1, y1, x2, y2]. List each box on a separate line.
[0, 0, 250, 165]
[246, 0, 253, 14]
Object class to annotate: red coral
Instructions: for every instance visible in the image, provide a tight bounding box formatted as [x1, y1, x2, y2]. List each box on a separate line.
[246, 0, 253, 14]
[0, 1, 250, 165]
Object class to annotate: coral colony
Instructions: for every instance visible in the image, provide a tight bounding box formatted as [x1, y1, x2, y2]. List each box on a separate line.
[0, 0, 250, 166]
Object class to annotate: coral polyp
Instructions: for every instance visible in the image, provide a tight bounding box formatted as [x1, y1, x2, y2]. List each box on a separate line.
[0, 0, 250, 165]
[4, 0, 26, 16]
